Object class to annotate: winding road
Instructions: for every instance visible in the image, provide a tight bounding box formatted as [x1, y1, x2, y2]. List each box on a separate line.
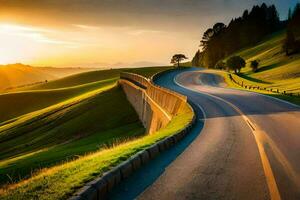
[109, 69, 300, 200]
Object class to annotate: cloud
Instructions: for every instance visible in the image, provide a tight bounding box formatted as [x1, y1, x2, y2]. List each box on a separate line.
[0, 0, 295, 67]
[0, 23, 79, 47]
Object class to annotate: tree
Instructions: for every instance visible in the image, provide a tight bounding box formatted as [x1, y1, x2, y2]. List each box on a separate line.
[193, 3, 282, 68]
[284, 29, 296, 55]
[192, 50, 201, 67]
[215, 60, 226, 70]
[212, 23, 226, 35]
[250, 60, 259, 72]
[288, 8, 292, 21]
[226, 56, 246, 74]
[242, 10, 249, 19]
[171, 54, 188, 68]
[200, 28, 214, 49]
[284, 3, 300, 56]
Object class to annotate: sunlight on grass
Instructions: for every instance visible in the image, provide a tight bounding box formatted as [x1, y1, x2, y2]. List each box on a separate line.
[0, 78, 118, 122]
[0, 102, 193, 200]
[0, 66, 179, 199]
[215, 70, 300, 105]
[217, 30, 300, 105]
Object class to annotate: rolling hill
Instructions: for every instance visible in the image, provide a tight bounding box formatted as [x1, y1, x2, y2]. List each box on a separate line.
[0, 63, 98, 92]
[218, 30, 300, 104]
[236, 31, 300, 90]
[0, 66, 171, 187]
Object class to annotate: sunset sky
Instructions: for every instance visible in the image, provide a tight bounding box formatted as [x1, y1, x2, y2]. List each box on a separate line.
[0, 0, 297, 68]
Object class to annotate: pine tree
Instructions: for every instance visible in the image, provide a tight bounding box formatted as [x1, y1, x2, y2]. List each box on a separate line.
[284, 29, 296, 55]
[192, 3, 282, 68]
[192, 50, 201, 67]
[288, 8, 292, 20]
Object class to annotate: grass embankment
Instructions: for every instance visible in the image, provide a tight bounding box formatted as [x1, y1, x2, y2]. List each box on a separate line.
[0, 84, 143, 186]
[16, 66, 171, 91]
[0, 69, 193, 200]
[0, 78, 117, 122]
[0, 105, 193, 200]
[0, 66, 181, 199]
[219, 31, 300, 105]
[0, 67, 171, 123]
[0, 67, 170, 184]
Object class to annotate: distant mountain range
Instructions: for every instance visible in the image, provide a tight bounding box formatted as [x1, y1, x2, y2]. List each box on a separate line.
[61, 61, 166, 68]
[0, 63, 98, 92]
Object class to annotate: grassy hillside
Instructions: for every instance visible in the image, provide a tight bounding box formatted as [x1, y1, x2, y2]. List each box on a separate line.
[0, 85, 144, 185]
[1, 67, 171, 123]
[0, 66, 194, 200]
[221, 31, 300, 104]
[0, 78, 117, 122]
[22, 69, 123, 91]
[0, 64, 97, 92]
[0, 66, 170, 188]
[0, 92, 193, 200]
[12, 66, 170, 91]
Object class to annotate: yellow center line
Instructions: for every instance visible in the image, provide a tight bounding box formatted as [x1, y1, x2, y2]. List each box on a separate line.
[211, 96, 282, 200]
[174, 74, 282, 200]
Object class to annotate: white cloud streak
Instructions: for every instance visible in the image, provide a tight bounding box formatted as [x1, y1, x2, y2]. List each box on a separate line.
[0, 24, 78, 47]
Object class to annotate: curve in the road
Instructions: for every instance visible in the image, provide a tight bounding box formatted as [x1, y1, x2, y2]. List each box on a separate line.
[172, 70, 300, 200]
[107, 69, 205, 199]
[108, 69, 300, 200]
[174, 73, 281, 200]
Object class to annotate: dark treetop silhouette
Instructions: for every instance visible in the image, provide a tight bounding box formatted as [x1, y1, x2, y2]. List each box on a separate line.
[226, 56, 246, 74]
[193, 3, 282, 68]
[284, 3, 300, 55]
[171, 54, 188, 68]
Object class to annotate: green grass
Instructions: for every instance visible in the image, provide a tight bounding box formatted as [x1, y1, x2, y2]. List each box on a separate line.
[18, 67, 171, 91]
[22, 69, 123, 91]
[0, 85, 144, 185]
[219, 30, 300, 105]
[0, 78, 117, 123]
[1, 67, 171, 123]
[214, 70, 300, 105]
[0, 66, 173, 190]
[0, 91, 193, 200]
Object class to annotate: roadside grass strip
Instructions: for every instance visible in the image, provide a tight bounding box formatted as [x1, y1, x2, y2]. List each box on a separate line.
[0, 102, 193, 200]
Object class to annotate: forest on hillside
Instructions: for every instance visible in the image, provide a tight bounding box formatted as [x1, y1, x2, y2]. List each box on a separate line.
[284, 3, 300, 55]
[192, 3, 284, 68]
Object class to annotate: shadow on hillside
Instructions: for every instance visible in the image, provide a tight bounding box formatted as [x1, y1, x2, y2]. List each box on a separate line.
[238, 73, 271, 84]
[255, 62, 281, 73]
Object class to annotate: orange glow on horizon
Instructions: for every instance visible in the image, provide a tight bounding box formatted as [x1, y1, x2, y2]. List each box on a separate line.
[0, 21, 196, 67]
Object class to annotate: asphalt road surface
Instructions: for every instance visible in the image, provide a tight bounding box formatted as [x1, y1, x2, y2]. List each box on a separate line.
[109, 69, 300, 200]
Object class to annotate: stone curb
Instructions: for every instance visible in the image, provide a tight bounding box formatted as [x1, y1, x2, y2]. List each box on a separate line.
[69, 70, 197, 200]
[69, 110, 196, 200]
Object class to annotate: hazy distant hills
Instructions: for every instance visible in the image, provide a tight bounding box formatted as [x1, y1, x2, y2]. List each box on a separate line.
[67, 61, 166, 69]
[0, 63, 98, 92]
[0, 62, 166, 92]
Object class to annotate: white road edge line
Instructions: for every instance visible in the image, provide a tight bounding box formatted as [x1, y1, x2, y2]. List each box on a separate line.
[173, 72, 282, 200]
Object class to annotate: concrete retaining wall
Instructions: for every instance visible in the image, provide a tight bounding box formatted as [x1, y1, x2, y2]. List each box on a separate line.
[69, 70, 196, 200]
[119, 79, 171, 134]
[119, 72, 187, 134]
[120, 72, 151, 89]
